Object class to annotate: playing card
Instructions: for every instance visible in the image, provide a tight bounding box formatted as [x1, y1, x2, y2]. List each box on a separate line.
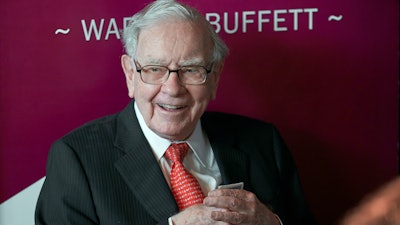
[217, 182, 244, 190]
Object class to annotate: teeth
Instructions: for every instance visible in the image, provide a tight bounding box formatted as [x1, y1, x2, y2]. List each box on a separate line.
[158, 103, 183, 109]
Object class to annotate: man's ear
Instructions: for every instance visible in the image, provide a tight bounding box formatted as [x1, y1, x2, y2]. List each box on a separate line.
[210, 61, 224, 100]
[121, 54, 135, 98]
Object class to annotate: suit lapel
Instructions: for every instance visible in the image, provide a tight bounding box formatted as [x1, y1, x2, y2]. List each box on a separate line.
[202, 112, 279, 203]
[211, 142, 250, 188]
[113, 102, 178, 222]
[201, 114, 251, 189]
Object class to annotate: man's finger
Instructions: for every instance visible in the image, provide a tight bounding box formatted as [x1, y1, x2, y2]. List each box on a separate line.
[211, 210, 247, 224]
[208, 189, 258, 202]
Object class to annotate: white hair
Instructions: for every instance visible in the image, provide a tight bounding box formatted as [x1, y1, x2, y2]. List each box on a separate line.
[122, 0, 228, 63]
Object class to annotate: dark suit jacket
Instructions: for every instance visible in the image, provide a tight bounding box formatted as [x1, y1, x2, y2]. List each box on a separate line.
[35, 101, 317, 225]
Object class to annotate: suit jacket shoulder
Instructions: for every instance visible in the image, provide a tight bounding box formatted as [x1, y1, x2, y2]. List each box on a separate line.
[36, 102, 174, 225]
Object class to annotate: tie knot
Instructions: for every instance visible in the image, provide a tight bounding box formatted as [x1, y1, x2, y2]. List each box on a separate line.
[165, 143, 189, 163]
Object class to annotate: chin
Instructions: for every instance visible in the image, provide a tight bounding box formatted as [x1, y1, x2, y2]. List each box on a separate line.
[154, 125, 192, 141]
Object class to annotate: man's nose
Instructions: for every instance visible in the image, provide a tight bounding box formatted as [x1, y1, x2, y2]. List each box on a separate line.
[161, 72, 185, 96]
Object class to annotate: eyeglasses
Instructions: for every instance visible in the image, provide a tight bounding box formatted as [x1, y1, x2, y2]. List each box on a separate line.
[135, 61, 213, 85]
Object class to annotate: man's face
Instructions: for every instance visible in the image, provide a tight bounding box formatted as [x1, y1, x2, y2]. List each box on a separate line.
[122, 20, 223, 141]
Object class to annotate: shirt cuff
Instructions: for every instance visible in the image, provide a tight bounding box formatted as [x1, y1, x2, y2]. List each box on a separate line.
[274, 214, 283, 225]
[168, 216, 174, 225]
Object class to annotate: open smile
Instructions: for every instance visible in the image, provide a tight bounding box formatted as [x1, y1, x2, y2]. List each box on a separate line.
[157, 103, 187, 111]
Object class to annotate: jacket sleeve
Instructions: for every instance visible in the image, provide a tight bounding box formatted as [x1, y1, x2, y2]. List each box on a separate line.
[35, 139, 99, 225]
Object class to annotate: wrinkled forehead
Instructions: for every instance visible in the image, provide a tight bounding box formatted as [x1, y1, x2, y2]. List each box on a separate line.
[136, 19, 214, 65]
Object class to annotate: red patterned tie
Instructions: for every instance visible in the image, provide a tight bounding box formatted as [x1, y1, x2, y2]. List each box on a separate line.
[164, 143, 205, 211]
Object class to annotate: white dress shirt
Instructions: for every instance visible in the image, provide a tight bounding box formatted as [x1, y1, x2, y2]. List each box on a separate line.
[134, 103, 222, 195]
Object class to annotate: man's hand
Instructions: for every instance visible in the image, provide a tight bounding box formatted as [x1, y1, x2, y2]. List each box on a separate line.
[203, 189, 280, 225]
[171, 204, 229, 225]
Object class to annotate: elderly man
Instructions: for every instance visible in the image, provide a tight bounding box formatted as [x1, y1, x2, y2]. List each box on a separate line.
[35, 0, 317, 224]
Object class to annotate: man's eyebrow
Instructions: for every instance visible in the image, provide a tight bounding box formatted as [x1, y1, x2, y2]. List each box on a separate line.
[140, 57, 207, 66]
[142, 58, 164, 65]
[180, 58, 206, 66]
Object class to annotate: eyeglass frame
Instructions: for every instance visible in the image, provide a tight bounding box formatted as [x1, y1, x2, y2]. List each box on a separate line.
[134, 59, 214, 85]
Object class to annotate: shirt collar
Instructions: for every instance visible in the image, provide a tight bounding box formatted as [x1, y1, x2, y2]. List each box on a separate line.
[134, 102, 208, 167]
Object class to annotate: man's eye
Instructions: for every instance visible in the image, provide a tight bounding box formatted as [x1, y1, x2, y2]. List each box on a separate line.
[144, 66, 165, 74]
[183, 67, 200, 74]
[149, 67, 161, 72]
